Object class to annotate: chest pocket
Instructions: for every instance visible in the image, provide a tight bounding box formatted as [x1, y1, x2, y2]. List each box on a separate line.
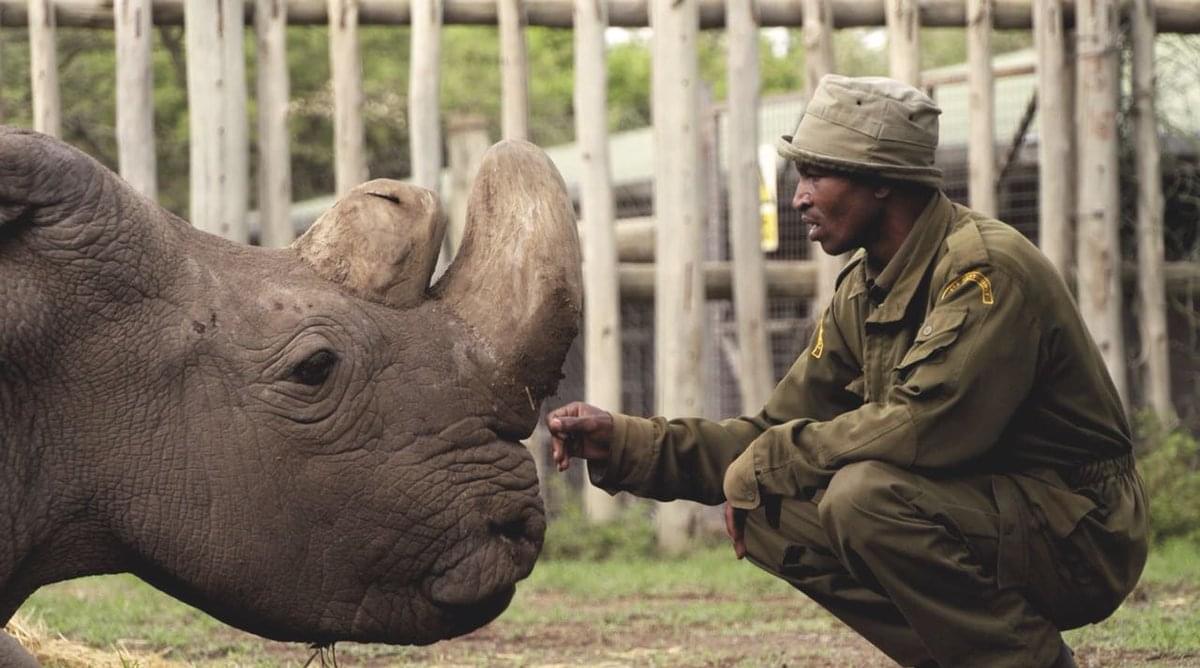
[895, 307, 968, 374]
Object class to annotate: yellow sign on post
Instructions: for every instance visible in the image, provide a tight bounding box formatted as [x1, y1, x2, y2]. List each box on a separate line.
[758, 144, 779, 253]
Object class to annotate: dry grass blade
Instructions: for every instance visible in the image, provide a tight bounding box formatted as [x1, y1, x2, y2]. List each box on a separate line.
[4, 614, 182, 668]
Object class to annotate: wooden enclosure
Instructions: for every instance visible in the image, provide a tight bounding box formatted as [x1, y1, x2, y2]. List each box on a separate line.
[2, 0, 1197, 543]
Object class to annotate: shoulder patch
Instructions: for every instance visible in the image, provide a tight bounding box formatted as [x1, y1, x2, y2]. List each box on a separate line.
[940, 270, 995, 305]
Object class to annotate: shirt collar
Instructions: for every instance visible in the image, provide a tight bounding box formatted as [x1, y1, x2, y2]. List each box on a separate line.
[864, 192, 954, 324]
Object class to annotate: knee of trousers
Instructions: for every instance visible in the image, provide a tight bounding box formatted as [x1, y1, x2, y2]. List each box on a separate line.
[818, 460, 912, 548]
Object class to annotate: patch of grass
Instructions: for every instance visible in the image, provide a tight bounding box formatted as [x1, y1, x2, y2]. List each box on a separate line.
[14, 541, 1200, 666]
[1065, 539, 1200, 656]
[540, 491, 658, 561]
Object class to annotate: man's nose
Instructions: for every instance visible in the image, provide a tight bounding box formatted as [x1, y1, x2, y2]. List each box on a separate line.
[792, 180, 812, 209]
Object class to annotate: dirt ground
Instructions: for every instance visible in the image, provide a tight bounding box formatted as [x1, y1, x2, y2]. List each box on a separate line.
[239, 590, 1199, 667]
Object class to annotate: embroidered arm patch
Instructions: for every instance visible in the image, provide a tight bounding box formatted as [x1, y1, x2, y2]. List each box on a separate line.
[939, 271, 995, 305]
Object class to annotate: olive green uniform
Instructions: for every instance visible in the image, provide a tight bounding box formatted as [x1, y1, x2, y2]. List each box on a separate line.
[587, 193, 1148, 667]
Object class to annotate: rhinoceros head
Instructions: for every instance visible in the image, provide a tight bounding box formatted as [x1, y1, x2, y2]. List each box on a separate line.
[0, 127, 581, 645]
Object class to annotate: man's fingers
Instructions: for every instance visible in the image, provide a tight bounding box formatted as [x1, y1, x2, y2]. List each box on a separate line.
[724, 504, 747, 560]
[553, 415, 592, 433]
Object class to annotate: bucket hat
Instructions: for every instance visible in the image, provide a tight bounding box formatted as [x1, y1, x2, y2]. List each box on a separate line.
[777, 74, 943, 188]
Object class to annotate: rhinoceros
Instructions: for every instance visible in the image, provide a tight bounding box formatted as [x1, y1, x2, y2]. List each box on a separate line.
[0, 127, 581, 663]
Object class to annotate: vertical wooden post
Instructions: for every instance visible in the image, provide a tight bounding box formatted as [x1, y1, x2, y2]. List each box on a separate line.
[802, 0, 842, 315]
[409, 0, 442, 193]
[499, 0, 530, 141]
[115, 0, 157, 200]
[651, 0, 704, 555]
[726, 0, 772, 413]
[256, 0, 293, 247]
[1033, 0, 1073, 277]
[1075, 0, 1127, 405]
[445, 114, 489, 260]
[885, 0, 921, 86]
[574, 0, 621, 522]
[410, 0, 446, 267]
[1131, 0, 1174, 423]
[27, 0, 60, 137]
[186, 0, 250, 242]
[328, 0, 368, 195]
[966, 0, 996, 216]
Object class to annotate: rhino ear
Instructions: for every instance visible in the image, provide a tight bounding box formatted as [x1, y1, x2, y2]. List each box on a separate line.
[0, 127, 86, 231]
[291, 180, 447, 309]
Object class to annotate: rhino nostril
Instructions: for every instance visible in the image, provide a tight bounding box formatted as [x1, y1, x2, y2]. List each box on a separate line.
[488, 517, 528, 542]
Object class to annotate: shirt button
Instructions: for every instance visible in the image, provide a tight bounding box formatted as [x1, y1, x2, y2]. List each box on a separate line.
[921, 325, 933, 336]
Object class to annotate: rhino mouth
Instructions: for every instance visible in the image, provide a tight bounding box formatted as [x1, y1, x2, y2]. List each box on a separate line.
[427, 491, 545, 611]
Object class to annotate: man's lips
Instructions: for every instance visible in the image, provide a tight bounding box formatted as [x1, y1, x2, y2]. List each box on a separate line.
[803, 217, 822, 241]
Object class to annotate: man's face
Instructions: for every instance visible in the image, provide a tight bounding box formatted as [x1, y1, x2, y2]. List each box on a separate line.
[790, 164, 884, 257]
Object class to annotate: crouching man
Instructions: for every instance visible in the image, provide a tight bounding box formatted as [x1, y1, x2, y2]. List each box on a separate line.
[547, 75, 1147, 668]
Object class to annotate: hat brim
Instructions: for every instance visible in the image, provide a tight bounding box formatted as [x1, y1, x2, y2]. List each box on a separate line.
[777, 135, 943, 189]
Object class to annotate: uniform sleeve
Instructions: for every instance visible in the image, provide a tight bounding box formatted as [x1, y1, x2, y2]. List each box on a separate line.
[590, 304, 864, 506]
[725, 267, 1039, 508]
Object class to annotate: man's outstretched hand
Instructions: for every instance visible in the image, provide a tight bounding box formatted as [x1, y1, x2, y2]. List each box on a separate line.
[546, 402, 614, 472]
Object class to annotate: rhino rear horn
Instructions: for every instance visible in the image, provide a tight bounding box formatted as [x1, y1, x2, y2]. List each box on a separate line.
[435, 140, 583, 403]
[292, 180, 446, 309]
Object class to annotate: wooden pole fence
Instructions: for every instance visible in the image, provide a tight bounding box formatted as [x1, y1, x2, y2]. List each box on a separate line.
[1, 1, 1199, 32]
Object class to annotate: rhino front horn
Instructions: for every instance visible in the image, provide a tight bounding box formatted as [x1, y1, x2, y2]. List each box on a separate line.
[435, 140, 583, 405]
[292, 180, 446, 309]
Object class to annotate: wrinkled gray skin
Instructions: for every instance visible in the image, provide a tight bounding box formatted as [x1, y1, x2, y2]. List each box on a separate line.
[0, 127, 582, 661]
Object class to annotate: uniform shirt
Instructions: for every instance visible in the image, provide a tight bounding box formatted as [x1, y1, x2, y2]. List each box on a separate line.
[588, 192, 1133, 512]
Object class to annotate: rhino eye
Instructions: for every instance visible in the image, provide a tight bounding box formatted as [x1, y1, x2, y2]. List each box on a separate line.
[289, 349, 338, 386]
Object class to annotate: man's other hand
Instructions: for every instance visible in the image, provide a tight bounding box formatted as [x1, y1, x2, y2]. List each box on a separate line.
[545, 402, 614, 472]
[724, 503, 747, 559]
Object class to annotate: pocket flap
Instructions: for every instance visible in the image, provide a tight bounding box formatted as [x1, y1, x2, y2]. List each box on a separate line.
[1013, 470, 1099, 538]
[897, 307, 968, 370]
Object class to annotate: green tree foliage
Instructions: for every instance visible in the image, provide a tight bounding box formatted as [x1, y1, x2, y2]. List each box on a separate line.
[1136, 416, 1200, 544]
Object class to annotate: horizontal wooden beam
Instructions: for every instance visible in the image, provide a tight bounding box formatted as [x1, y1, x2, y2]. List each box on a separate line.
[1, 1, 1198, 33]
[616, 259, 1200, 301]
[620, 260, 818, 301]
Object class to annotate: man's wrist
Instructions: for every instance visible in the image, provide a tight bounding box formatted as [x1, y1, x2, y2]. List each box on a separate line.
[723, 445, 761, 510]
